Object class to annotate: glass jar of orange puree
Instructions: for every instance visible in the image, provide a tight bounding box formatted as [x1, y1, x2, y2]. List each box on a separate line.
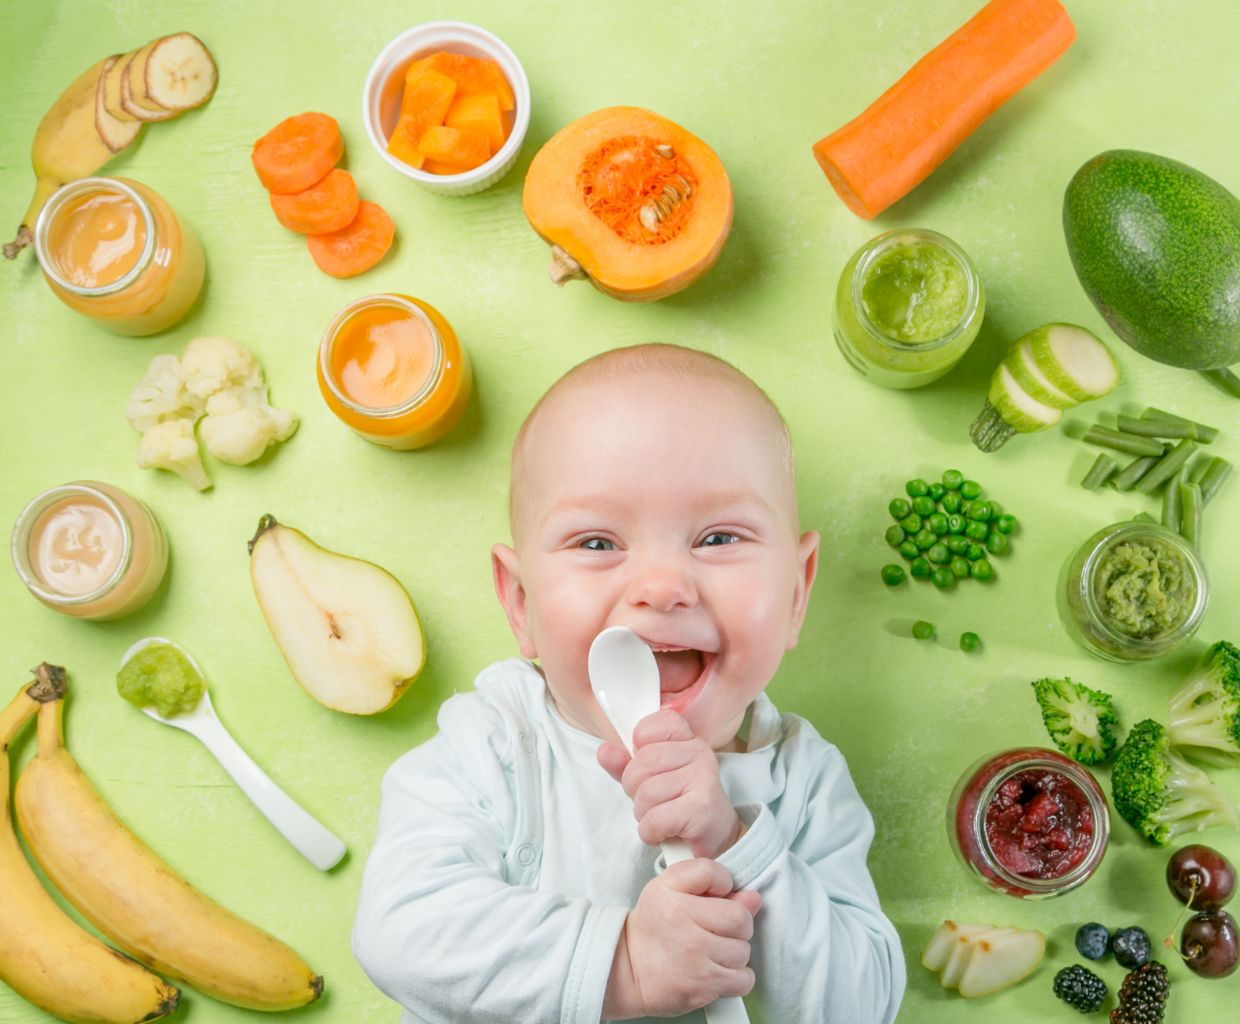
[317, 294, 472, 450]
[33, 176, 204, 336]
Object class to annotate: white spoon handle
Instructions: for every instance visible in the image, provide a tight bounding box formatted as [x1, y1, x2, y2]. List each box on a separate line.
[192, 715, 346, 872]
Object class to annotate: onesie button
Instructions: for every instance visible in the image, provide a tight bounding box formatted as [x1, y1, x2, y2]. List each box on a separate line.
[516, 843, 537, 866]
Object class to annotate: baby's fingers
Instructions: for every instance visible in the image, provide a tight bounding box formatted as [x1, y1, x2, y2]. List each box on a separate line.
[596, 741, 631, 782]
[694, 894, 757, 941]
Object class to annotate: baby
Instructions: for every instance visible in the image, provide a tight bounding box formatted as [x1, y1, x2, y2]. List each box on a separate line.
[353, 343, 905, 1023]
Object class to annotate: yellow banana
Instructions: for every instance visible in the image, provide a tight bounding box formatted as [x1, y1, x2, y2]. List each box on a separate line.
[0, 666, 181, 1024]
[15, 679, 324, 1012]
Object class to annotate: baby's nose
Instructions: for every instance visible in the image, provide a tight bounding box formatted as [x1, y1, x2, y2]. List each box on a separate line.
[625, 561, 698, 612]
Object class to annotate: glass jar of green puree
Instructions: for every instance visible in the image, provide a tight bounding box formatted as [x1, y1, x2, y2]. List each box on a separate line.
[832, 228, 983, 389]
[1059, 521, 1209, 662]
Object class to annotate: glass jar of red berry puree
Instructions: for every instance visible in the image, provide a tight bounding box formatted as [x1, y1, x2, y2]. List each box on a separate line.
[948, 747, 1109, 899]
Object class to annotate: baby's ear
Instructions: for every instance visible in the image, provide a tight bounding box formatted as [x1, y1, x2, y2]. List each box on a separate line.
[491, 544, 538, 659]
[786, 530, 821, 650]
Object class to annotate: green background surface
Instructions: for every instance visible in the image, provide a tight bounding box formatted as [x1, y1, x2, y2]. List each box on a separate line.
[2, 1, 1239, 1021]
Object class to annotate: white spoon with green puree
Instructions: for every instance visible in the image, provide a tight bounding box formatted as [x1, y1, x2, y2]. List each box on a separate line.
[588, 626, 751, 1024]
[118, 637, 347, 872]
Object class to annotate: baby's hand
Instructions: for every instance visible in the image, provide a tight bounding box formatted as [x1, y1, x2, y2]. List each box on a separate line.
[598, 709, 744, 859]
[604, 859, 761, 1019]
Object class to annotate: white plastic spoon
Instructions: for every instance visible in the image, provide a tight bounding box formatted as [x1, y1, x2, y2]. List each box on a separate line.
[588, 626, 751, 1024]
[120, 637, 346, 872]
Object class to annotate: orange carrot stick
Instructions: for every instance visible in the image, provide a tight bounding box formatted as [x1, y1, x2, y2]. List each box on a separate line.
[813, 0, 1075, 219]
[306, 200, 394, 278]
[269, 169, 360, 235]
[252, 112, 344, 194]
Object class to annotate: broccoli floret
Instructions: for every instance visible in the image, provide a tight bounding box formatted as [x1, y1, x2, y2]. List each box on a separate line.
[1168, 641, 1240, 763]
[1031, 677, 1119, 765]
[1111, 718, 1239, 846]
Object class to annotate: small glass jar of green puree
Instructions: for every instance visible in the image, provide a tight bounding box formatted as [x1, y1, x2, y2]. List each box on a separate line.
[832, 228, 983, 389]
[1058, 521, 1208, 662]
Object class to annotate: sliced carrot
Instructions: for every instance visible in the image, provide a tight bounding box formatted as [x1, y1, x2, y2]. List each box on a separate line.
[444, 92, 506, 154]
[252, 112, 344, 194]
[269, 169, 360, 235]
[812, 0, 1075, 219]
[306, 201, 394, 278]
[418, 125, 490, 172]
[407, 51, 514, 112]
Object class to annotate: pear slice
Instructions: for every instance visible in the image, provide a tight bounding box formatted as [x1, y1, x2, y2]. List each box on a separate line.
[95, 55, 143, 152]
[248, 515, 425, 715]
[921, 921, 998, 972]
[957, 927, 1045, 998]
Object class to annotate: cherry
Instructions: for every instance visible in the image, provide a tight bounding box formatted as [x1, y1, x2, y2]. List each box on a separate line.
[1181, 910, 1239, 979]
[1166, 844, 1236, 911]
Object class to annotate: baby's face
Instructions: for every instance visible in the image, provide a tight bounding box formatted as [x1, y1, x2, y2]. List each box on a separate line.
[493, 372, 819, 750]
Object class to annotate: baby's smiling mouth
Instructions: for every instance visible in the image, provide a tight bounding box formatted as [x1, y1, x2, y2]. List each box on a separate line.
[652, 649, 704, 696]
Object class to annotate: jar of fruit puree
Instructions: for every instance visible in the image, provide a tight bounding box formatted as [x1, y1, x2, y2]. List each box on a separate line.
[947, 747, 1109, 899]
[34, 177, 204, 336]
[317, 293, 472, 449]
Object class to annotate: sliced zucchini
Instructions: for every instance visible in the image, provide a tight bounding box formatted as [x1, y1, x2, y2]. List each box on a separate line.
[1004, 336, 1078, 410]
[1027, 323, 1119, 403]
[971, 362, 1062, 452]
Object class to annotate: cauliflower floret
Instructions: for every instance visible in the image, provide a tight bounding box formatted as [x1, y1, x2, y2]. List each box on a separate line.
[180, 336, 264, 399]
[125, 354, 203, 432]
[136, 419, 212, 490]
[200, 400, 299, 465]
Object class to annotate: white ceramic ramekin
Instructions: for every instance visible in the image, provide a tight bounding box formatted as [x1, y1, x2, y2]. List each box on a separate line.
[362, 21, 530, 197]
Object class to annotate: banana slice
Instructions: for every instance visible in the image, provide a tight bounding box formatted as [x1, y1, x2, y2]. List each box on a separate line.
[102, 48, 139, 122]
[120, 49, 177, 122]
[95, 55, 143, 151]
[139, 33, 218, 112]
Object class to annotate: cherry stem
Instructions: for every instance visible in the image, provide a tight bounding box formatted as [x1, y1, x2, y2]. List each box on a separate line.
[1163, 877, 1198, 953]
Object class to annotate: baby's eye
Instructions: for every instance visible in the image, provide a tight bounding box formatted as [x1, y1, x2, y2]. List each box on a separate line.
[699, 532, 740, 547]
[580, 537, 616, 552]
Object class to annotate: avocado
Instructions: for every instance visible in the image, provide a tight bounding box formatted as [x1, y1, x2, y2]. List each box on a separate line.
[1063, 150, 1240, 370]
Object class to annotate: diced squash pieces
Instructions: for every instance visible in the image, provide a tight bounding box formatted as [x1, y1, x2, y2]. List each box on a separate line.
[407, 51, 514, 111]
[417, 125, 490, 172]
[445, 93, 505, 154]
[387, 69, 458, 169]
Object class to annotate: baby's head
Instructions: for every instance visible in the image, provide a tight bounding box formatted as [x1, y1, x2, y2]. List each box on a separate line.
[492, 344, 819, 751]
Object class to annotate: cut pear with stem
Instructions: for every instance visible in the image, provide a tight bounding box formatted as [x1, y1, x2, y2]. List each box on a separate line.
[248, 515, 424, 715]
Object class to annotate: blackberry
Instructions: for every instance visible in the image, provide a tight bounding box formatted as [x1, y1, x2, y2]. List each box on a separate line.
[1110, 926, 1151, 969]
[1053, 965, 1107, 1013]
[1075, 922, 1111, 961]
[1110, 961, 1169, 1024]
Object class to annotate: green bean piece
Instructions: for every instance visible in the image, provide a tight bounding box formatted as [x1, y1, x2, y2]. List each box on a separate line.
[1200, 457, 1233, 506]
[1190, 457, 1210, 484]
[1082, 425, 1167, 458]
[1162, 466, 1187, 533]
[912, 620, 936, 640]
[960, 480, 982, 500]
[910, 557, 933, 580]
[986, 531, 1009, 556]
[889, 498, 912, 521]
[966, 543, 986, 561]
[1117, 414, 1199, 441]
[970, 559, 995, 581]
[965, 520, 989, 541]
[900, 513, 923, 533]
[912, 495, 936, 517]
[1081, 452, 1119, 490]
[1179, 480, 1204, 547]
[947, 514, 966, 534]
[994, 513, 1017, 535]
[942, 469, 964, 491]
[960, 632, 981, 652]
[928, 543, 950, 565]
[906, 478, 930, 498]
[947, 535, 970, 555]
[1132, 511, 1158, 524]
[881, 564, 906, 586]
[931, 567, 956, 590]
[1201, 367, 1240, 399]
[899, 540, 920, 561]
[1141, 407, 1221, 444]
[941, 492, 963, 514]
[928, 513, 948, 535]
[914, 529, 937, 550]
[884, 525, 905, 548]
[968, 500, 993, 522]
[1112, 454, 1160, 491]
[1135, 438, 1198, 494]
[950, 557, 970, 579]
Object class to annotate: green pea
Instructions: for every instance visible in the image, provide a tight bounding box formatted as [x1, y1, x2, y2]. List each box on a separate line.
[888, 498, 912, 521]
[900, 513, 923, 534]
[947, 535, 970, 555]
[960, 480, 982, 500]
[988, 500, 1003, 516]
[928, 482, 946, 503]
[910, 557, 932, 580]
[960, 631, 981, 652]
[950, 557, 970, 579]
[966, 543, 986, 561]
[884, 524, 905, 548]
[986, 531, 1009, 555]
[927, 543, 950, 564]
[971, 559, 996, 581]
[959, 501, 972, 518]
[942, 469, 964, 491]
[899, 540, 919, 561]
[906, 478, 930, 498]
[947, 514, 966, 534]
[968, 500, 993, 522]
[995, 513, 1017, 535]
[881, 564, 906, 586]
[965, 520, 989, 541]
[912, 495, 936, 517]
[914, 529, 937, 550]
[941, 492, 962, 514]
[912, 620, 936, 640]
[927, 513, 948, 535]
[931, 567, 956, 589]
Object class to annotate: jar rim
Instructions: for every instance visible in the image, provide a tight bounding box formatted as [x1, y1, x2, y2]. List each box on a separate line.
[10, 482, 134, 606]
[318, 294, 446, 418]
[847, 228, 981, 354]
[33, 177, 157, 297]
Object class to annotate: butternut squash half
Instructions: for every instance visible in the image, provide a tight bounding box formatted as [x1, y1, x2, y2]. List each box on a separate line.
[522, 107, 733, 302]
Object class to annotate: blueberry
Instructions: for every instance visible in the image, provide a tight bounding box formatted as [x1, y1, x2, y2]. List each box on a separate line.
[1074, 922, 1110, 961]
[1110, 925, 1152, 969]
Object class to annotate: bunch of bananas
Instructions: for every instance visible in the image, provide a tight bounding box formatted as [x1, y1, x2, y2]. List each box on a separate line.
[0, 665, 322, 1023]
[4, 33, 217, 260]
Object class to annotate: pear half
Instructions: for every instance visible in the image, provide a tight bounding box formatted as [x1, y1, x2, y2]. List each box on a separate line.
[248, 515, 424, 714]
